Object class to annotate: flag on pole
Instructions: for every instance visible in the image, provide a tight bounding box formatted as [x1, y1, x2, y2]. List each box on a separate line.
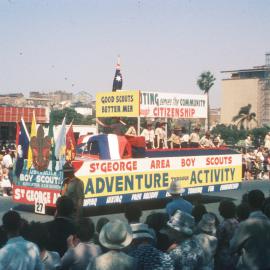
[112, 56, 123, 91]
[48, 112, 56, 172]
[15, 118, 30, 177]
[27, 111, 37, 169]
[16, 122, 20, 146]
[66, 122, 76, 161]
[55, 116, 66, 169]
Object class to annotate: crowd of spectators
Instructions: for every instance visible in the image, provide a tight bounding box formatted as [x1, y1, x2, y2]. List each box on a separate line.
[2, 128, 270, 269]
[241, 146, 270, 180]
[1, 183, 270, 269]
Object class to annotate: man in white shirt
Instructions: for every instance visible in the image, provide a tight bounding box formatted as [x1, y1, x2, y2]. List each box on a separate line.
[155, 122, 167, 149]
[190, 127, 201, 148]
[2, 150, 13, 169]
[199, 131, 215, 148]
[141, 122, 155, 149]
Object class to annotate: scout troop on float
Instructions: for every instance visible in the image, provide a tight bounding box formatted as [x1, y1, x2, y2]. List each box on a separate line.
[12, 90, 241, 210]
[98, 116, 222, 150]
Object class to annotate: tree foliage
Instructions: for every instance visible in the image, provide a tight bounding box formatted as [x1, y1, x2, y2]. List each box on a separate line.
[211, 124, 270, 147]
[232, 104, 258, 129]
[197, 71, 216, 94]
[50, 107, 96, 125]
[197, 71, 216, 130]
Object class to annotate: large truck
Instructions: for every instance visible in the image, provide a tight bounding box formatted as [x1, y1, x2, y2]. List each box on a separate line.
[13, 133, 242, 211]
[13, 90, 242, 212]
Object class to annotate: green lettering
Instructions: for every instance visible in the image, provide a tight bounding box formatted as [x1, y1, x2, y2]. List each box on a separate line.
[96, 177, 105, 193]
[85, 178, 95, 194]
[190, 171, 197, 184]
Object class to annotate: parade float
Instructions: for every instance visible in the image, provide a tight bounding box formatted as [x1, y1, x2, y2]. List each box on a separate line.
[12, 90, 242, 213]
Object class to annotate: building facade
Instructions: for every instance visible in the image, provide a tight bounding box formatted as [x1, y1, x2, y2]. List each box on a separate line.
[221, 53, 270, 127]
[210, 108, 221, 127]
[0, 106, 49, 142]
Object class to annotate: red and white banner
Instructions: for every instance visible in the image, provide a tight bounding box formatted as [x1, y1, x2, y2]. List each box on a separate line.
[13, 186, 61, 207]
[140, 92, 207, 119]
[76, 154, 241, 176]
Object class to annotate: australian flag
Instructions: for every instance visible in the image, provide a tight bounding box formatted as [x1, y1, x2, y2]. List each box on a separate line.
[112, 60, 122, 91]
[15, 119, 30, 177]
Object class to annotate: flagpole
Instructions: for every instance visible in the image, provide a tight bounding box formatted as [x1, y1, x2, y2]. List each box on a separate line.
[137, 117, 140, 136]
[69, 119, 74, 129]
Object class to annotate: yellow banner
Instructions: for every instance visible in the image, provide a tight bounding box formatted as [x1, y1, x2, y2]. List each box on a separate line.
[96, 90, 140, 117]
[80, 165, 242, 198]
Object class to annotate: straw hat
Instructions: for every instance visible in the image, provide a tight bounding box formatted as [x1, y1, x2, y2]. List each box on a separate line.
[173, 124, 182, 131]
[99, 220, 133, 250]
[167, 210, 195, 236]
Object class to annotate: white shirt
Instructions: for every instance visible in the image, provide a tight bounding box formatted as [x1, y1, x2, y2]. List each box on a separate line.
[190, 132, 200, 143]
[141, 129, 155, 143]
[125, 126, 137, 136]
[2, 154, 13, 168]
[199, 136, 215, 148]
[155, 127, 167, 140]
[181, 134, 189, 143]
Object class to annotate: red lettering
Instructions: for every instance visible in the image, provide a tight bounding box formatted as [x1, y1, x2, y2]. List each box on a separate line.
[205, 156, 233, 166]
[181, 158, 195, 167]
[89, 163, 96, 173]
[153, 107, 158, 117]
[120, 162, 125, 171]
[101, 163, 106, 172]
[94, 161, 138, 172]
[150, 159, 170, 169]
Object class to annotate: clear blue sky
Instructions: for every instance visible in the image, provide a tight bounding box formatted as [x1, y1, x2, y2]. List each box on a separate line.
[0, 0, 269, 107]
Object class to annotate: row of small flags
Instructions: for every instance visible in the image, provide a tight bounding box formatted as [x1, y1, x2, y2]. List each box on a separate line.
[14, 56, 121, 176]
[15, 112, 76, 176]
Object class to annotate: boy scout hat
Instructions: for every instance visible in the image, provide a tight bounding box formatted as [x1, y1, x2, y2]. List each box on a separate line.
[173, 124, 181, 130]
[63, 162, 74, 173]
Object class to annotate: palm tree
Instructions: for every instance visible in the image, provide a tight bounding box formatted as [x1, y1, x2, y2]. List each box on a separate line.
[232, 104, 258, 129]
[197, 71, 216, 130]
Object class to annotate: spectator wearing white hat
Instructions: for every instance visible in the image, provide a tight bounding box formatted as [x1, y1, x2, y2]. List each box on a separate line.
[166, 179, 193, 218]
[166, 210, 204, 269]
[87, 220, 136, 270]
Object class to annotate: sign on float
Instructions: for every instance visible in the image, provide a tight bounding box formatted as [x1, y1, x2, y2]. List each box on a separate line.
[96, 90, 140, 117]
[140, 91, 207, 119]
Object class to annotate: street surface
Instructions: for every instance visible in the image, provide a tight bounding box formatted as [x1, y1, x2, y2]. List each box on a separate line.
[0, 180, 269, 225]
